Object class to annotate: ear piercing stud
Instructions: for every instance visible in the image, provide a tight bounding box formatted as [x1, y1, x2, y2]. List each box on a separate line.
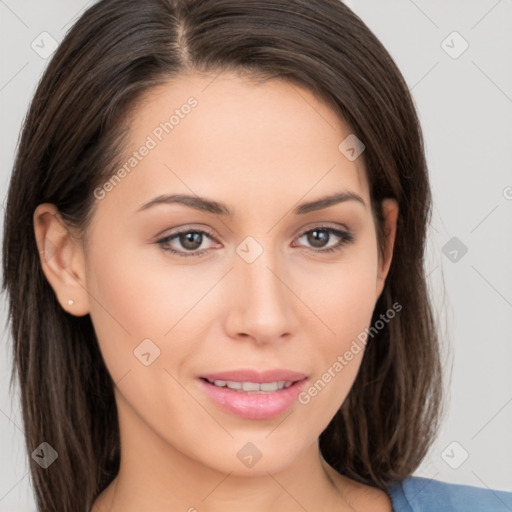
[68, 299, 74, 306]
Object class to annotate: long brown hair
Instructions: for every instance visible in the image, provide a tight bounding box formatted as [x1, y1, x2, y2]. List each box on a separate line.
[2, 1, 443, 510]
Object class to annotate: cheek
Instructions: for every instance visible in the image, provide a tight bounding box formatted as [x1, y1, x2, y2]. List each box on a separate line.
[296, 281, 375, 426]
[84, 236, 230, 414]
[84, 241, 208, 436]
[303, 236, 380, 344]
[86, 228, 202, 332]
[297, 239, 379, 411]
[318, 267, 377, 334]
[84, 235, 187, 378]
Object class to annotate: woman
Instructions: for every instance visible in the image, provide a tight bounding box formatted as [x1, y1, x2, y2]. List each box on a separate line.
[2, 1, 511, 511]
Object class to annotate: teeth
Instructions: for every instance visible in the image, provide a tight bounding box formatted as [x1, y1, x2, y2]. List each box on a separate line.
[242, 382, 261, 391]
[211, 380, 293, 392]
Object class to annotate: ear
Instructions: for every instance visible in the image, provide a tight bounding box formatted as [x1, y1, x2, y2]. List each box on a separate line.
[375, 198, 399, 301]
[33, 203, 90, 316]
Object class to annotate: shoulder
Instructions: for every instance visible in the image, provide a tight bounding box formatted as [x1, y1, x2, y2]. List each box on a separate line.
[388, 476, 512, 512]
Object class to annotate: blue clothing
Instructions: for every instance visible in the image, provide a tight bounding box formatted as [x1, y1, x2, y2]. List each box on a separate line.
[388, 476, 512, 511]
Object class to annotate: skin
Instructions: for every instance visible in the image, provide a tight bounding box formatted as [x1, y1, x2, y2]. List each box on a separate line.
[34, 71, 398, 512]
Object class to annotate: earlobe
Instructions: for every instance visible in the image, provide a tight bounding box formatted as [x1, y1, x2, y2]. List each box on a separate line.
[33, 204, 90, 316]
[375, 198, 399, 300]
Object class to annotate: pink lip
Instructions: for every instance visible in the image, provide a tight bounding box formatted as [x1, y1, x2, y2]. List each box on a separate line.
[198, 368, 308, 420]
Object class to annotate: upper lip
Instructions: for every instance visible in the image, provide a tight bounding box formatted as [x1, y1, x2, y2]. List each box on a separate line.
[200, 369, 308, 384]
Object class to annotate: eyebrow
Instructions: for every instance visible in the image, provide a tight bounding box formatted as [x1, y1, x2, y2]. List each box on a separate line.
[136, 191, 366, 216]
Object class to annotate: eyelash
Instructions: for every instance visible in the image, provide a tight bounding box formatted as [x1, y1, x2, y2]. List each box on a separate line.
[156, 225, 354, 258]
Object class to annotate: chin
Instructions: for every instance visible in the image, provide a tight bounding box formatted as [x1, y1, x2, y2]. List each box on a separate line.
[193, 433, 315, 477]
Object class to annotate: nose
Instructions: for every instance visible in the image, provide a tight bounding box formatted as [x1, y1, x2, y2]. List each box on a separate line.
[223, 243, 297, 345]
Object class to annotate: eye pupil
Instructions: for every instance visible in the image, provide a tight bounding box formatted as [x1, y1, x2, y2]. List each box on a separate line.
[180, 232, 203, 250]
[308, 229, 329, 248]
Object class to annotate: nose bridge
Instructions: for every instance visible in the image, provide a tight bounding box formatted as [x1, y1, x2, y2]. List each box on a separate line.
[229, 234, 294, 339]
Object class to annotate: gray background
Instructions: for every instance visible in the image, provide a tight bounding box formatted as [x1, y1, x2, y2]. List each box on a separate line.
[1, 0, 511, 510]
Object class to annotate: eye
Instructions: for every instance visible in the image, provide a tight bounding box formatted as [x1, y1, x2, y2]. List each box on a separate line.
[293, 226, 354, 253]
[156, 228, 217, 258]
[155, 225, 354, 258]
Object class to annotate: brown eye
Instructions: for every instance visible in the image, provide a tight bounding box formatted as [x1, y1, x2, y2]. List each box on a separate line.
[156, 229, 216, 258]
[156, 225, 354, 259]
[178, 232, 204, 251]
[295, 226, 354, 253]
[306, 229, 330, 248]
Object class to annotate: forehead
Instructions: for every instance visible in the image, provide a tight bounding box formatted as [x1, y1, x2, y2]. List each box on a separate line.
[99, 71, 370, 219]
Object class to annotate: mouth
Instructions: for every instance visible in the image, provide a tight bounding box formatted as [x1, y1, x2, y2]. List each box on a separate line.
[197, 371, 308, 420]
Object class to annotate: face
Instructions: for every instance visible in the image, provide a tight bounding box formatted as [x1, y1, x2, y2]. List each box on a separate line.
[37, 71, 397, 477]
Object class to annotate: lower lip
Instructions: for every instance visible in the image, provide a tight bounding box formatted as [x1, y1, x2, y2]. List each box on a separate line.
[198, 378, 308, 420]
